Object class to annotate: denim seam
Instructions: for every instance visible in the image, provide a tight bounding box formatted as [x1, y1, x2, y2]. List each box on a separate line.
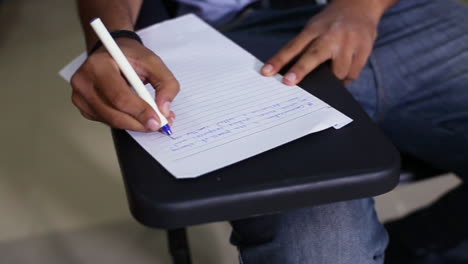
[369, 53, 387, 124]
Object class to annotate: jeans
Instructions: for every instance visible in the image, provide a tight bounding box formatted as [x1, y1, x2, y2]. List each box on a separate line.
[223, 0, 468, 263]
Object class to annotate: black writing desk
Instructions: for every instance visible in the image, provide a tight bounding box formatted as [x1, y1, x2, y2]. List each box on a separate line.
[112, 64, 400, 229]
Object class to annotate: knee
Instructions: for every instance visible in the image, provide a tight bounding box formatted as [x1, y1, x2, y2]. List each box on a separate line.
[231, 199, 388, 264]
[281, 199, 388, 264]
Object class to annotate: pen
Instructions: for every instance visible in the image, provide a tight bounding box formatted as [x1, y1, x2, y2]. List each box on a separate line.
[89, 18, 172, 136]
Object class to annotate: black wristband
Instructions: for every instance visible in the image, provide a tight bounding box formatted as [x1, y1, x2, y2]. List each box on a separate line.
[88, 30, 143, 55]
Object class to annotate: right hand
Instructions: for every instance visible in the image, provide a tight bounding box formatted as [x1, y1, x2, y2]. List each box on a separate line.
[71, 38, 179, 132]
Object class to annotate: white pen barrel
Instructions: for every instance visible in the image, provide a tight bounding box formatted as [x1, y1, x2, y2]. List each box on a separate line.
[90, 18, 168, 126]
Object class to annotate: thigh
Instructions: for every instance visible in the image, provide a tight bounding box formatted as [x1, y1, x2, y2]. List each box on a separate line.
[222, 6, 323, 62]
[230, 198, 388, 264]
[371, 0, 468, 176]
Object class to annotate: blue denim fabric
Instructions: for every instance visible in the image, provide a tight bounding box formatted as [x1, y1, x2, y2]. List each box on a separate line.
[224, 0, 468, 263]
[231, 199, 388, 264]
[368, 0, 468, 176]
[364, 1, 468, 262]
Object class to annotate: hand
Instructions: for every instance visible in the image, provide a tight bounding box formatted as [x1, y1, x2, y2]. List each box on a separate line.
[71, 38, 179, 132]
[261, 0, 383, 85]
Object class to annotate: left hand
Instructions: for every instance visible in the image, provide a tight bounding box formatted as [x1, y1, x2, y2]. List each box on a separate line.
[261, 0, 384, 85]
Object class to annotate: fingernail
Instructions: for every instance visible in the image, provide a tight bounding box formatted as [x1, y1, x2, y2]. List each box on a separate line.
[147, 118, 160, 132]
[262, 64, 273, 75]
[162, 101, 171, 116]
[284, 72, 296, 83]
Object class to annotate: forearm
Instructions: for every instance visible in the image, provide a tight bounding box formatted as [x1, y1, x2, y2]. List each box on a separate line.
[77, 0, 143, 51]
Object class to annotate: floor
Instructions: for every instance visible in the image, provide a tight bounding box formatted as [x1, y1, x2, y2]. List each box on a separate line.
[0, 0, 465, 263]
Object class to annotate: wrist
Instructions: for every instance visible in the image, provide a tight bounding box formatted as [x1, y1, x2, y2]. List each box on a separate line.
[83, 19, 136, 52]
[329, 0, 395, 24]
[88, 29, 143, 55]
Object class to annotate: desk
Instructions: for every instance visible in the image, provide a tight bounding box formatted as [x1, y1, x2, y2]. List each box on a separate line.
[112, 63, 400, 229]
[111, 2, 401, 263]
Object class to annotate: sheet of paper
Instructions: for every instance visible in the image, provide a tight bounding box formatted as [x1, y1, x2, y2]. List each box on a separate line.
[60, 14, 352, 179]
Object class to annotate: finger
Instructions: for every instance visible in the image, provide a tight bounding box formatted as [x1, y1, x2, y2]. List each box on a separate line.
[144, 56, 180, 118]
[262, 28, 319, 76]
[80, 110, 99, 121]
[168, 111, 176, 126]
[93, 65, 161, 131]
[346, 44, 372, 82]
[331, 42, 353, 81]
[283, 40, 331, 85]
[81, 86, 149, 132]
[71, 91, 99, 121]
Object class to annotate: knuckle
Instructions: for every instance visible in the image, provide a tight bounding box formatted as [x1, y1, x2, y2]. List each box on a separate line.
[71, 92, 79, 106]
[293, 63, 308, 74]
[328, 43, 341, 56]
[329, 22, 342, 33]
[317, 34, 334, 48]
[70, 72, 84, 89]
[136, 106, 152, 121]
[112, 93, 132, 110]
[328, 24, 346, 38]
[85, 55, 101, 69]
[304, 48, 324, 61]
[80, 111, 94, 121]
[147, 54, 162, 65]
[172, 79, 181, 93]
[71, 92, 81, 108]
[346, 31, 359, 43]
[305, 46, 319, 56]
[107, 114, 123, 128]
[321, 28, 341, 45]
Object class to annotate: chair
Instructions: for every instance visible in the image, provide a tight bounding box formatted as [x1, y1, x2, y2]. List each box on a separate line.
[399, 154, 446, 184]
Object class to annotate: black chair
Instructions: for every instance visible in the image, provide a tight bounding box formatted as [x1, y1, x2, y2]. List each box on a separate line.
[127, 2, 403, 264]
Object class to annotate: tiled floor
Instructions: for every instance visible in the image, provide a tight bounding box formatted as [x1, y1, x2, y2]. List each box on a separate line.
[0, 0, 465, 263]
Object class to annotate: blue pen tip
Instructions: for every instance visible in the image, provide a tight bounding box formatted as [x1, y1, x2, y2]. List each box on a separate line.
[161, 124, 173, 136]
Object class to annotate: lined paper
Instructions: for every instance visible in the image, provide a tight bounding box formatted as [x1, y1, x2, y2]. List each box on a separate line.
[60, 15, 352, 178]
